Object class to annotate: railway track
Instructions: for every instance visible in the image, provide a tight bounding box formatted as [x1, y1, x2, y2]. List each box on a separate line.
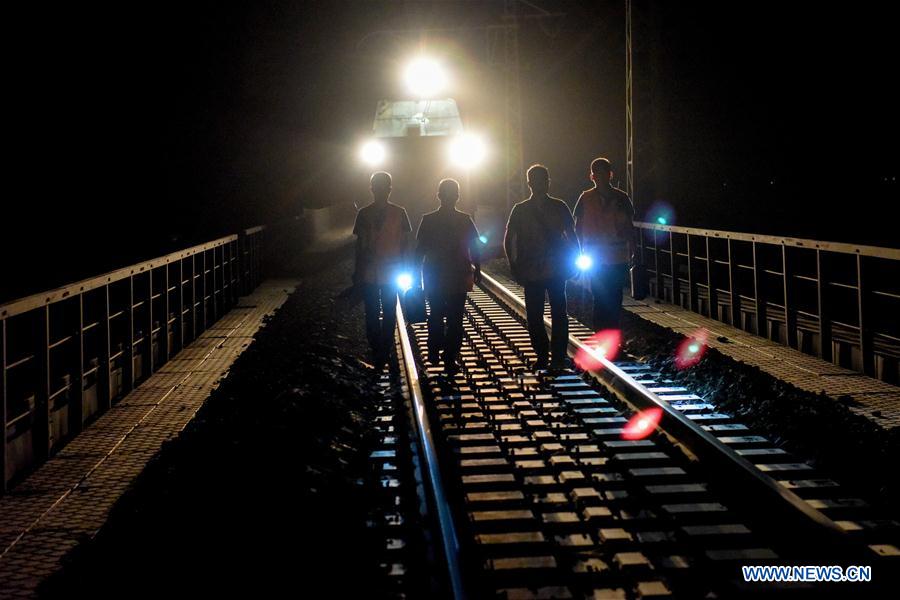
[381, 270, 898, 599]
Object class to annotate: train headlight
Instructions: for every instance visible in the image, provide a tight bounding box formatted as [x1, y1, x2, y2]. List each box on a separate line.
[448, 133, 487, 169]
[360, 140, 386, 166]
[404, 57, 448, 98]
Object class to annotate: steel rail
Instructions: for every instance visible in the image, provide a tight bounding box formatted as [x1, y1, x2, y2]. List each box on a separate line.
[395, 300, 466, 600]
[479, 271, 850, 542]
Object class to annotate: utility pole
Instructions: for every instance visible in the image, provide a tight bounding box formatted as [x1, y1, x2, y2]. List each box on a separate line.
[501, 0, 524, 211]
[625, 0, 634, 204]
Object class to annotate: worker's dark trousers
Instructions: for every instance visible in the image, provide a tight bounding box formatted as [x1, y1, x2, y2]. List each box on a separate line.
[362, 283, 398, 363]
[427, 292, 467, 365]
[590, 264, 629, 332]
[523, 279, 568, 364]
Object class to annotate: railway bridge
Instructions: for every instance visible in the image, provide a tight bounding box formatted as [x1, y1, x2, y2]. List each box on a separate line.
[0, 213, 898, 599]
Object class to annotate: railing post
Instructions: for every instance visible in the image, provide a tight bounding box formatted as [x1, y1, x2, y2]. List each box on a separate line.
[237, 235, 245, 296]
[250, 233, 257, 291]
[162, 265, 171, 363]
[669, 231, 677, 305]
[201, 251, 208, 331]
[752, 241, 766, 337]
[706, 236, 717, 319]
[727, 239, 740, 326]
[147, 271, 155, 375]
[222, 244, 228, 309]
[2, 319, 7, 492]
[654, 230, 663, 300]
[99, 286, 111, 411]
[242, 234, 249, 295]
[176, 262, 183, 351]
[857, 254, 873, 376]
[211, 247, 217, 322]
[191, 254, 198, 340]
[251, 232, 258, 290]
[169, 258, 184, 356]
[638, 227, 644, 270]
[35, 306, 50, 461]
[257, 231, 263, 287]
[233, 239, 240, 301]
[213, 246, 221, 322]
[124, 276, 135, 394]
[234, 238, 240, 300]
[177, 259, 185, 351]
[239, 236, 244, 292]
[783, 245, 797, 349]
[686, 234, 696, 313]
[71, 296, 84, 435]
[235, 240, 239, 301]
[224, 242, 233, 308]
[817, 250, 832, 363]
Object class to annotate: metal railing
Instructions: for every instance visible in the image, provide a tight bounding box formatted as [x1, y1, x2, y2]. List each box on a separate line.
[1, 226, 265, 492]
[635, 222, 900, 382]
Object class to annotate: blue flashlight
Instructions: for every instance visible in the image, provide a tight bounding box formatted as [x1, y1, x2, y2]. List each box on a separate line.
[576, 254, 593, 271]
[396, 272, 414, 292]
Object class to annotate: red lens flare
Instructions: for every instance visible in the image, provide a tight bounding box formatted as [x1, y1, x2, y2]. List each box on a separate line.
[675, 329, 709, 370]
[622, 407, 664, 440]
[574, 329, 622, 371]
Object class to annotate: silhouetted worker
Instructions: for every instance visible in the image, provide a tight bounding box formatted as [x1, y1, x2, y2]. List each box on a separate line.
[416, 179, 482, 376]
[353, 171, 412, 369]
[574, 157, 635, 331]
[504, 164, 577, 371]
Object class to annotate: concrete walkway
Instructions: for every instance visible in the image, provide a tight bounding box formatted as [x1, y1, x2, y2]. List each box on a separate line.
[0, 280, 296, 598]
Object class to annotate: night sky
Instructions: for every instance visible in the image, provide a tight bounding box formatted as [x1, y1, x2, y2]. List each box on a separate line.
[5, 1, 898, 301]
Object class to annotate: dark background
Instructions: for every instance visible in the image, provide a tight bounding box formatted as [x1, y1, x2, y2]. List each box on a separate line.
[4, 1, 897, 302]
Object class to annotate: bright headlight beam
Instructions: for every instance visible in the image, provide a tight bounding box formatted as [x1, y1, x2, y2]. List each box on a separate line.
[360, 140, 386, 166]
[448, 133, 487, 169]
[404, 57, 447, 98]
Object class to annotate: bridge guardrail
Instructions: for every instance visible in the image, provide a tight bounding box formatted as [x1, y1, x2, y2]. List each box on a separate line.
[634, 222, 900, 382]
[0, 227, 265, 492]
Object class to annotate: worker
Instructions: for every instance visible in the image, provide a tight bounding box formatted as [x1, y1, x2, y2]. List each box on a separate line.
[415, 178, 481, 376]
[352, 171, 412, 370]
[504, 164, 578, 371]
[573, 157, 635, 331]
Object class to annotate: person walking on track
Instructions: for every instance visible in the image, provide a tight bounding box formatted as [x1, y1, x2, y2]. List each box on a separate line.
[504, 164, 578, 372]
[415, 178, 482, 376]
[353, 171, 412, 370]
[573, 157, 635, 331]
